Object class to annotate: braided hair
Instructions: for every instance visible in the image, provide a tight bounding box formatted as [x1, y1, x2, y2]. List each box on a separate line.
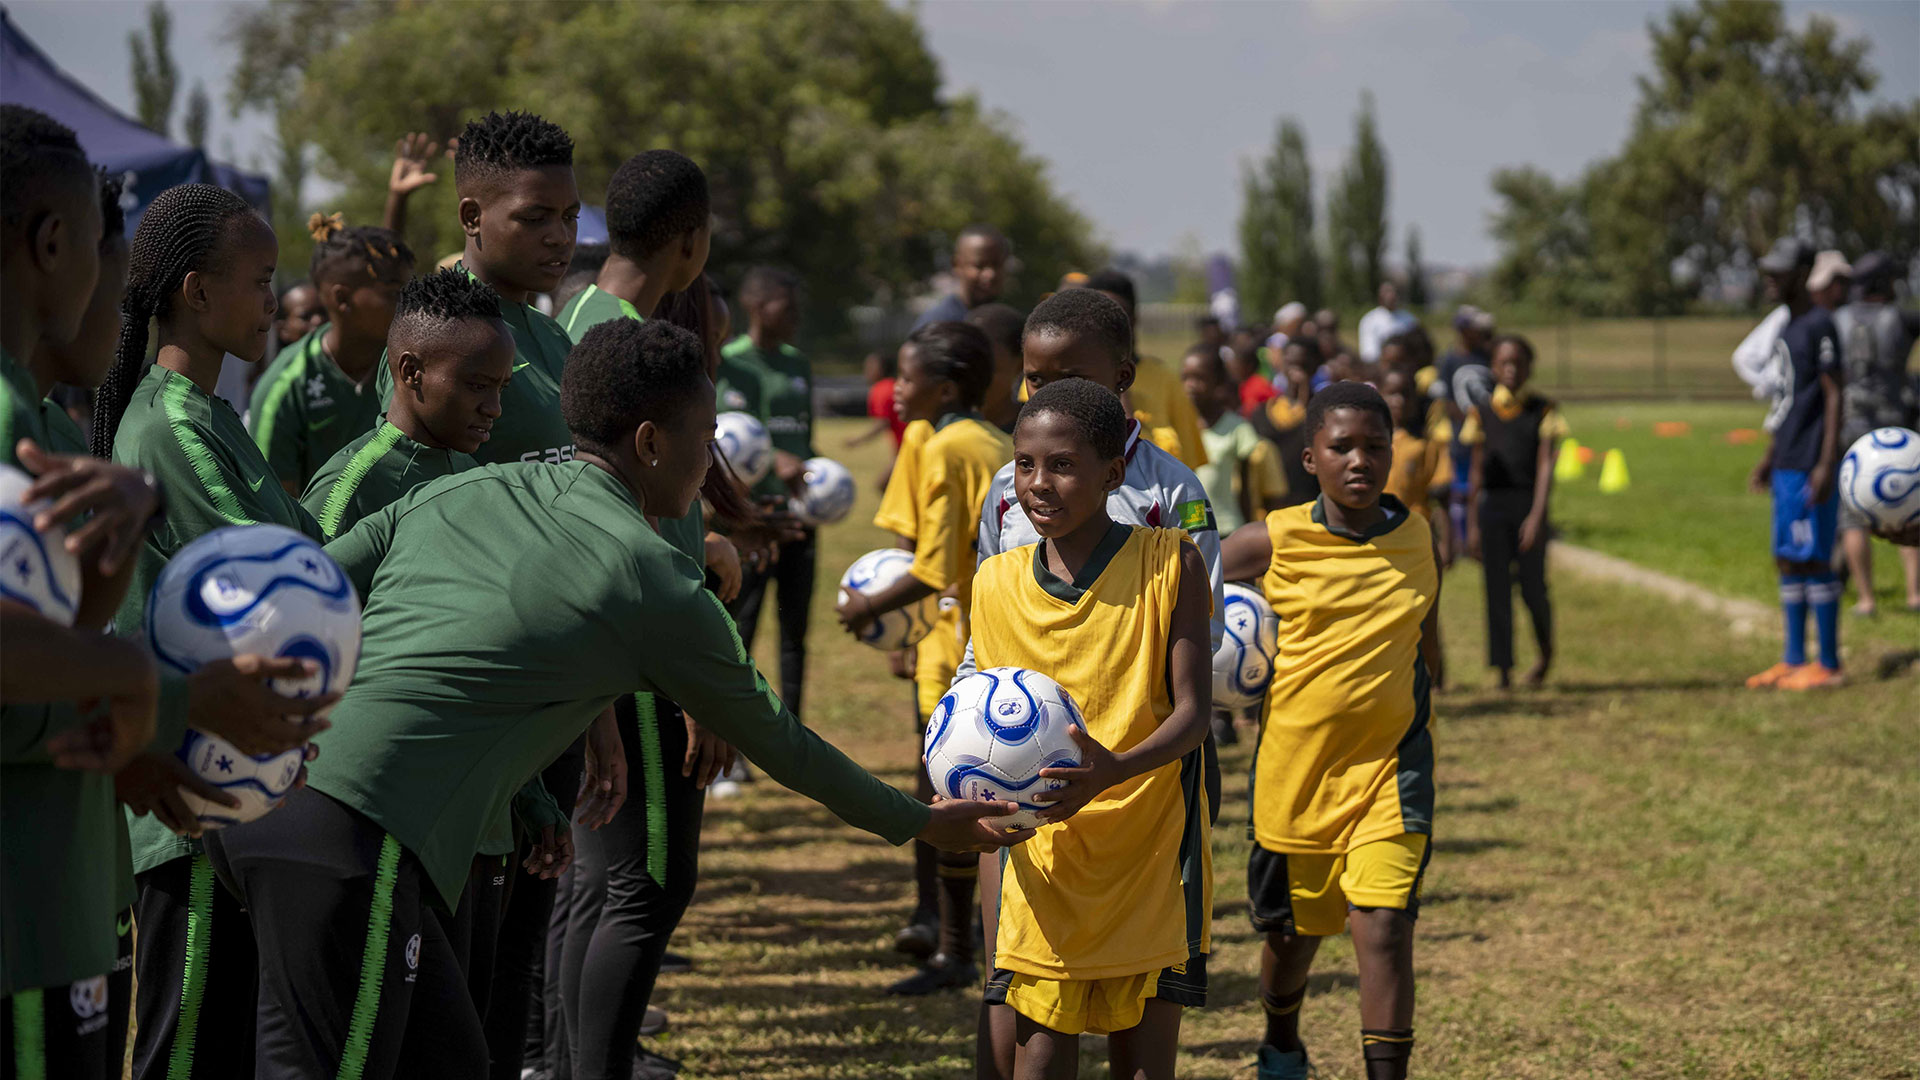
[308, 212, 414, 288]
[90, 183, 259, 457]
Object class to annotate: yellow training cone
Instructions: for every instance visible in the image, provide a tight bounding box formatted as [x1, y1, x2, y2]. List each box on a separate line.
[1598, 448, 1630, 494]
[1555, 437, 1586, 482]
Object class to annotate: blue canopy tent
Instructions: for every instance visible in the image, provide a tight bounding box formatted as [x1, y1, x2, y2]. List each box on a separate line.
[0, 7, 270, 235]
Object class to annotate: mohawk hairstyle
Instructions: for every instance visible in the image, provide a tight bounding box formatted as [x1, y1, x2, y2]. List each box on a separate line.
[453, 110, 574, 185]
[1018, 376, 1129, 461]
[604, 149, 709, 260]
[1023, 287, 1132, 368]
[393, 266, 503, 327]
[0, 105, 93, 225]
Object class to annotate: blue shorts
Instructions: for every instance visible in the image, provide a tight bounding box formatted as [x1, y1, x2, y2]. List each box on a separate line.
[1771, 469, 1838, 563]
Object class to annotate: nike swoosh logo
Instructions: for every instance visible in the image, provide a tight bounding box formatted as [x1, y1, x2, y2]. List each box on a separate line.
[512, 362, 532, 372]
[116, 913, 132, 936]
[311, 416, 337, 430]
[248, 475, 267, 492]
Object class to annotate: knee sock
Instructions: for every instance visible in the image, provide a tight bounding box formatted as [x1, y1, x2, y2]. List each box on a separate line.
[911, 840, 938, 921]
[935, 858, 977, 964]
[1361, 1028, 1414, 1080]
[1260, 983, 1306, 1052]
[1779, 574, 1809, 665]
[1806, 571, 1841, 669]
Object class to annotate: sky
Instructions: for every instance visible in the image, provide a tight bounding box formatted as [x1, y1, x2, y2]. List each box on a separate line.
[10, 0, 1917, 270]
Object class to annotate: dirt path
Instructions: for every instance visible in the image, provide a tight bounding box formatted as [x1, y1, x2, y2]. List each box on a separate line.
[1549, 539, 1774, 637]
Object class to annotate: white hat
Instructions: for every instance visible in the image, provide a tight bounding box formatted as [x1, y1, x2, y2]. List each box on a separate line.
[1808, 250, 1852, 291]
[1274, 301, 1308, 326]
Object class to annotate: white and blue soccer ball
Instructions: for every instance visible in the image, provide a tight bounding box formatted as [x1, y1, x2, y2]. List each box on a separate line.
[715, 412, 773, 486]
[0, 464, 81, 626]
[1839, 427, 1920, 531]
[790, 457, 856, 525]
[145, 524, 361, 828]
[838, 548, 938, 650]
[1213, 582, 1279, 709]
[924, 667, 1084, 831]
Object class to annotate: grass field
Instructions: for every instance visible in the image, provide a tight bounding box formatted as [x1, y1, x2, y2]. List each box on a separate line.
[642, 417, 1920, 1079]
[1135, 315, 1758, 396]
[1554, 401, 1920, 652]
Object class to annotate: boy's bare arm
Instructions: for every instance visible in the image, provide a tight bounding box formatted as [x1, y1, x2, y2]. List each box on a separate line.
[1220, 519, 1272, 584]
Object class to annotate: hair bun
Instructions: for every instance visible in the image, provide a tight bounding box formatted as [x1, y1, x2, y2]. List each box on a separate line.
[308, 211, 346, 241]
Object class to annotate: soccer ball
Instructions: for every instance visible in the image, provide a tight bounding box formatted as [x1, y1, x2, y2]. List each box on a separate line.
[145, 524, 362, 828]
[924, 667, 1085, 831]
[790, 457, 856, 525]
[715, 412, 773, 486]
[1839, 427, 1920, 530]
[0, 464, 81, 626]
[1213, 582, 1279, 708]
[838, 548, 938, 650]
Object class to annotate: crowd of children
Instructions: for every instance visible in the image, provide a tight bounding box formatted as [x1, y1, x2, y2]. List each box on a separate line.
[7, 94, 1908, 1080]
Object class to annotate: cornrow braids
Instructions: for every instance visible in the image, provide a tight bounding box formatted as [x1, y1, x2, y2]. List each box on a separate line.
[308, 218, 414, 287]
[91, 183, 258, 458]
[453, 110, 574, 186]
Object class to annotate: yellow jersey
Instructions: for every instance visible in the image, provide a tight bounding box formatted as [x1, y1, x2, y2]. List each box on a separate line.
[907, 413, 1012, 713]
[1386, 425, 1452, 518]
[1254, 498, 1436, 854]
[972, 526, 1212, 979]
[873, 418, 933, 540]
[1128, 354, 1209, 470]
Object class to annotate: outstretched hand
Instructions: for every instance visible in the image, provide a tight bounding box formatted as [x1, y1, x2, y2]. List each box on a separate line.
[388, 132, 442, 197]
[916, 797, 1036, 853]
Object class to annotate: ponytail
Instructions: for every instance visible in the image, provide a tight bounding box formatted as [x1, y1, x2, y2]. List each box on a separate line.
[91, 184, 257, 458]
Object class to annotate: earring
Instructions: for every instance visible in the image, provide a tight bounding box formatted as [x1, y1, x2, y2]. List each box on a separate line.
[650, 458, 659, 467]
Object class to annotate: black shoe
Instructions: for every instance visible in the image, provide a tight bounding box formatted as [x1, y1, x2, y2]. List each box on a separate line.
[630, 1047, 682, 1080]
[885, 952, 978, 996]
[893, 918, 937, 959]
[639, 1005, 669, 1038]
[658, 950, 692, 973]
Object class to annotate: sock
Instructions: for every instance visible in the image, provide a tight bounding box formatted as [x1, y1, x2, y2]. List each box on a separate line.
[1807, 571, 1841, 670]
[1260, 983, 1306, 1052]
[1361, 1028, 1414, 1080]
[910, 839, 938, 922]
[935, 857, 977, 964]
[1779, 574, 1808, 665]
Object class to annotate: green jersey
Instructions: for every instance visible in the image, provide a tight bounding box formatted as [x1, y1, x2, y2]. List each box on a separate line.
[249, 326, 384, 494]
[557, 284, 643, 341]
[313, 462, 927, 908]
[0, 353, 120, 994]
[720, 336, 813, 496]
[111, 364, 323, 875]
[301, 421, 478, 543]
[377, 265, 575, 467]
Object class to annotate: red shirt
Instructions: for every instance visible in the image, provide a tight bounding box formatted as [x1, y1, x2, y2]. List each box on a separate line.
[1239, 373, 1278, 416]
[869, 377, 906, 447]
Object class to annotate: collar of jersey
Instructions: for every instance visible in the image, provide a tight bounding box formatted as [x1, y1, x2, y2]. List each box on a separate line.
[1311, 493, 1409, 543]
[0, 347, 36, 405]
[588, 284, 644, 323]
[1030, 520, 1133, 603]
[933, 409, 984, 433]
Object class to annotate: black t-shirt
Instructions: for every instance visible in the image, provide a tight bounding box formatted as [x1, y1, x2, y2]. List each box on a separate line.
[1763, 307, 1842, 472]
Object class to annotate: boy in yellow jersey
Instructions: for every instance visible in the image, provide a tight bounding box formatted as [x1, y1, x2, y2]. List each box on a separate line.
[838, 321, 1012, 994]
[968, 377, 1212, 1079]
[1221, 381, 1441, 1080]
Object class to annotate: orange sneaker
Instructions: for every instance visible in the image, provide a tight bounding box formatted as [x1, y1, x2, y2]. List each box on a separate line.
[1779, 664, 1845, 690]
[1744, 662, 1805, 688]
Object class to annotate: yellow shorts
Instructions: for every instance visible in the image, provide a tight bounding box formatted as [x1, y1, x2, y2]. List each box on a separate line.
[914, 600, 964, 719]
[1247, 833, 1430, 937]
[988, 969, 1160, 1036]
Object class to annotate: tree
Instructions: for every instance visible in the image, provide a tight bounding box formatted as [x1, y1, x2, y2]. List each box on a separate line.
[128, 1, 177, 137]
[1236, 118, 1321, 321]
[226, 1, 1099, 335]
[1489, 0, 1919, 314]
[182, 81, 210, 148]
[1327, 92, 1389, 313]
[1404, 226, 1428, 310]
